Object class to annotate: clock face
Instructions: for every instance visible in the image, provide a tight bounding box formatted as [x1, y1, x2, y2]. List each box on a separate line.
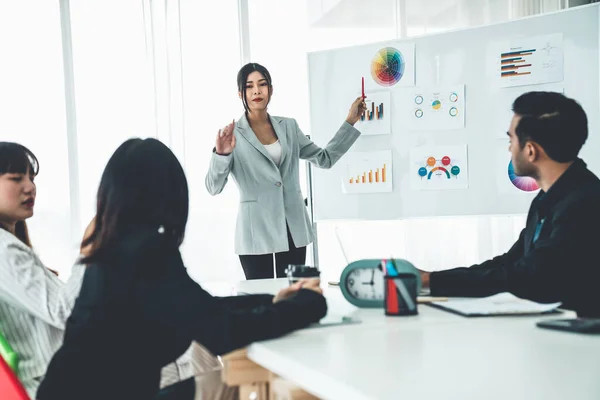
[345, 267, 385, 301]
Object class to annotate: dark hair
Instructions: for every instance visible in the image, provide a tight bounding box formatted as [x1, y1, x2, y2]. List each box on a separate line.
[81, 138, 189, 263]
[237, 63, 273, 113]
[512, 92, 588, 162]
[0, 142, 39, 247]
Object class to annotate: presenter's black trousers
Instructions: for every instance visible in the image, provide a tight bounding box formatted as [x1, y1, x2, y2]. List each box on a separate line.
[239, 224, 306, 280]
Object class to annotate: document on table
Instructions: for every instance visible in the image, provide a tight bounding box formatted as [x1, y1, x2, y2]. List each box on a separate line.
[427, 292, 562, 317]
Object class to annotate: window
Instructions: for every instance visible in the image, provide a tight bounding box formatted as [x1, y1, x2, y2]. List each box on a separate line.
[0, 1, 74, 275]
[69, 0, 155, 237]
[178, 0, 245, 282]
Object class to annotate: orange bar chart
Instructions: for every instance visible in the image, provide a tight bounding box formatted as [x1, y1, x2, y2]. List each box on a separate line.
[343, 150, 393, 194]
[347, 163, 388, 184]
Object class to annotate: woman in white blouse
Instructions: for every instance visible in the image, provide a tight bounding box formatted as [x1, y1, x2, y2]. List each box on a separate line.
[0, 142, 85, 396]
[206, 63, 366, 280]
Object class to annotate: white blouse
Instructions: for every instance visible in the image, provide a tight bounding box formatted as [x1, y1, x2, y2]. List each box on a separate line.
[263, 140, 282, 166]
[0, 228, 84, 396]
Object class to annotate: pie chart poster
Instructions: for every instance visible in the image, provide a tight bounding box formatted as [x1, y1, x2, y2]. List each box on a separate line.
[407, 85, 466, 131]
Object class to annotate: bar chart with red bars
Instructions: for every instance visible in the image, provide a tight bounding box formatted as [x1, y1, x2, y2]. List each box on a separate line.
[498, 33, 563, 88]
[500, 48, 535, 78]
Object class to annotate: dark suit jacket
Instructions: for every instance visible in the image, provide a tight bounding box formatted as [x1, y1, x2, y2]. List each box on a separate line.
[37, 229, 327, 400]
[431, 159, 600, 317]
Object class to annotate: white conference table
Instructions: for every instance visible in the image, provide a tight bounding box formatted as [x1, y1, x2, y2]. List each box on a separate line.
[204, 278, 600, 400]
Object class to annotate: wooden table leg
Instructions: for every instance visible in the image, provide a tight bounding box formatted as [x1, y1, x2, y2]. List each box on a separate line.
[221, 349, 270, 400]
[221, 349, 320, 400]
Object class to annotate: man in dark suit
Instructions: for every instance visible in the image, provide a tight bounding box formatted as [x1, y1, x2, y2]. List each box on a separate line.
[420, 92, 600, 317]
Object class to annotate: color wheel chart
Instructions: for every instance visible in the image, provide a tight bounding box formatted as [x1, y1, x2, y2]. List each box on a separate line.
[508, 161, 539, 192]
[371, 47, 405, 87]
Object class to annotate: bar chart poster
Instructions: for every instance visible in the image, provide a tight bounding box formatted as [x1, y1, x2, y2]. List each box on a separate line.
[342, 150, 393, 194]
[410, 145, 468, 191]
[407, 85, 465, 131]
[498, 33, 563, 88]
[355, 91, 391, 135]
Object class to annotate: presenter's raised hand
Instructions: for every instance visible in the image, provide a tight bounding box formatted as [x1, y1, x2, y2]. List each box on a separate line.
[215, 120, 236, 155]
[345, 96, 368, 126]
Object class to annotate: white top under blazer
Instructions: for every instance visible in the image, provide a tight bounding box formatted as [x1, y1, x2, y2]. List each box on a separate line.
[263, 140, 282, 166]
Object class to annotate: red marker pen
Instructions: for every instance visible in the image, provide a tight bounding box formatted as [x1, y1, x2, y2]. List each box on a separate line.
[361, 77, 365, 99]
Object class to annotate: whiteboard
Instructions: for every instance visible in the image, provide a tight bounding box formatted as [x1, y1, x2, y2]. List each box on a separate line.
[308, 4, 600, 221]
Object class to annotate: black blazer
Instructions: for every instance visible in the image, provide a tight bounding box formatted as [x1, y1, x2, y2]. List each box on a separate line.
[37, 230, 327, 400]
[431, 159, 600, 317]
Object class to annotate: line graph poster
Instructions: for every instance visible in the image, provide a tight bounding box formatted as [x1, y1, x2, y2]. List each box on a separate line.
[498, 33, 563, 88]
[410, 145, 469, 190]
[342, 150, 393, 194]
[407, 85, 465, 131]
[355, 91, 391, 136]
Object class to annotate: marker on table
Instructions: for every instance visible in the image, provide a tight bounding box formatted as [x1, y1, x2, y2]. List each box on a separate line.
[361, 77, 365, 99]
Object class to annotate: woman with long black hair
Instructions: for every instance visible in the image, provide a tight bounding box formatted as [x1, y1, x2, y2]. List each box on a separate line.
[38, 138, 327, 400]
[0, 142, 85, 396]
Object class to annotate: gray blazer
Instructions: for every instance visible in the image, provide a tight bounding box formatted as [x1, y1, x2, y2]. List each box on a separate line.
[205, 114, 361, 255]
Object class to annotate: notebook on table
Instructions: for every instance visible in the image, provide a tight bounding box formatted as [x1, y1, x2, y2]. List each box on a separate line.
[426, 292, 562, 317]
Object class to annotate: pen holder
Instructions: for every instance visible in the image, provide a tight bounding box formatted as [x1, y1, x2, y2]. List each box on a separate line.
[285, 265, 320, 286]
[384, 273, 418, 316]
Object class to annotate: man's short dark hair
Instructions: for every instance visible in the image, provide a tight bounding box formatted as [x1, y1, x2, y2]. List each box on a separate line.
[512, 92, 588, 162]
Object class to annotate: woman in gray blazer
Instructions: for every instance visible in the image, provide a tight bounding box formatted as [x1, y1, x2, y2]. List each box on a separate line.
[206, 63, 366, 280]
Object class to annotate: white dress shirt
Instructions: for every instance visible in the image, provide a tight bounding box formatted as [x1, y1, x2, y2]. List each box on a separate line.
[0, 228, 84, 396]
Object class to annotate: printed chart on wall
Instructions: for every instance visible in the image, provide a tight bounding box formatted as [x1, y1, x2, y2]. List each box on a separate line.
[355, 91, 391, 135]
[494, 141, 540, 194]
[342, 150, 393, 194]
[498, 33, 563, 88]
[408, 85, 465, 130]
[369, 43, 415, 88]
[493, 84, 564, 139]
[410, 145, 468, 190]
